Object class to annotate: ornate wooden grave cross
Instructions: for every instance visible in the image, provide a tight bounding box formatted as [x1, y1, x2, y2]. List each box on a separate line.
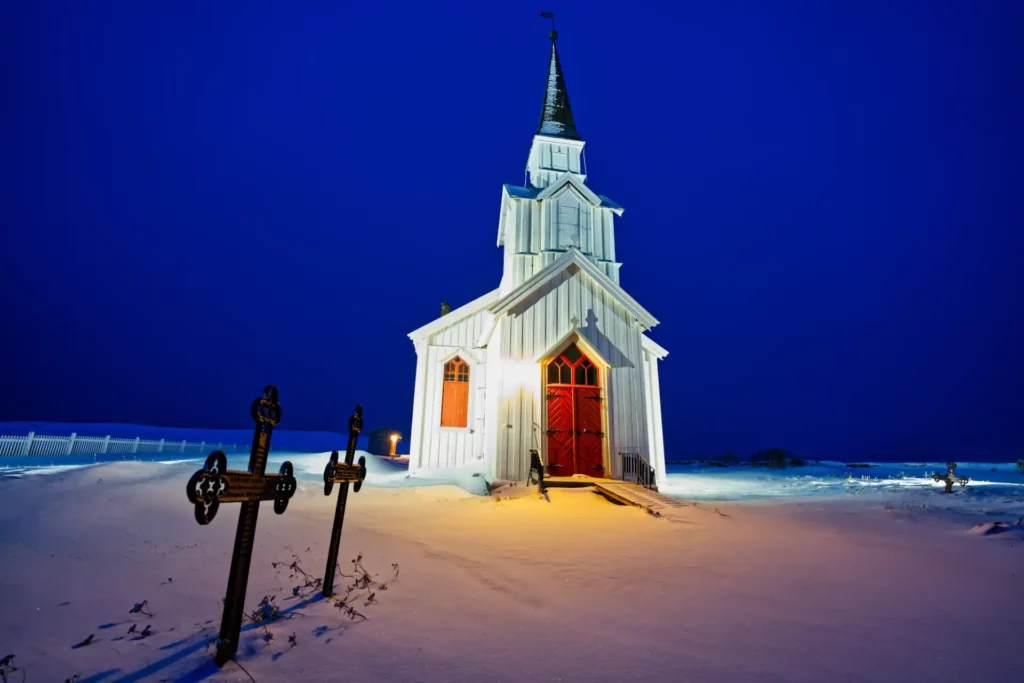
[185, 385, 297, 667]
[932, 461, 969, 494]
[321, 405, 367, 598]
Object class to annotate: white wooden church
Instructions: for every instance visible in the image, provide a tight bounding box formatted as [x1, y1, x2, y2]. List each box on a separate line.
[406, 29, 668, 485]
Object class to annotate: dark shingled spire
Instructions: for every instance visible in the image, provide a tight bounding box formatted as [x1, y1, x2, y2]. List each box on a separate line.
[537, 29, 580, 140]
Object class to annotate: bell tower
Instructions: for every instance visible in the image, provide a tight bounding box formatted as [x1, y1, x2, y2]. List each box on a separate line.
[496, 22, 625, 295]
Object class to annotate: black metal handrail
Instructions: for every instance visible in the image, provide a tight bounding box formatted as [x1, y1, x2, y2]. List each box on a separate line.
[528, 449, 546, 494]
[619, 451, 657, 491]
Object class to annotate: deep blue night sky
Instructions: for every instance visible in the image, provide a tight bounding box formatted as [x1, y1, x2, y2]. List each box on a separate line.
[2, 1, 1021, 461]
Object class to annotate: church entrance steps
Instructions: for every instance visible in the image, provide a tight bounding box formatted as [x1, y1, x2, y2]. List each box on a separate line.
[543, 476, 690, 517]
[540, 475, 601, 488]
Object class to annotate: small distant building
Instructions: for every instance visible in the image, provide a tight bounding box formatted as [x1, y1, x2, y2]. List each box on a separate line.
[405, 27, 668, 484]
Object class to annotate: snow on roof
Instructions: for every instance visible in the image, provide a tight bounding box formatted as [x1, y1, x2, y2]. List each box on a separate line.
[503, 184, 539, 200]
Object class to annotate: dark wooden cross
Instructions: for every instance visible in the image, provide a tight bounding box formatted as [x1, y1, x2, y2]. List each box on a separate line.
[321, 404, 367, 598]
[185, 385, 297, 667]
[932, 460, 969, 494]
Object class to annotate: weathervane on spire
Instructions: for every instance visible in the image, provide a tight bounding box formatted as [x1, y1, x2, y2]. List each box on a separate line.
[540, 11, 557, 40]
[535, 10, 579, 140]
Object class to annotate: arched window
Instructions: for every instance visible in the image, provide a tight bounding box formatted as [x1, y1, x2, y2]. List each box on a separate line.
[441, 356, 470, 427]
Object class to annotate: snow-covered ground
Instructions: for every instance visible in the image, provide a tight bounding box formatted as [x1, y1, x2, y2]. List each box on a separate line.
[1, 458, 1022, 682]
[662, 460, 1024, 501]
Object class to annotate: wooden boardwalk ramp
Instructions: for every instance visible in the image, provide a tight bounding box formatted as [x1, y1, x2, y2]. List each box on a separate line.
[592, 481, 691, 516]
[544, 476, 690, 517]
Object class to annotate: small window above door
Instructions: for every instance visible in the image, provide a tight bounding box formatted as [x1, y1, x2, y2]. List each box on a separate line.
[546, 344, 599, 387]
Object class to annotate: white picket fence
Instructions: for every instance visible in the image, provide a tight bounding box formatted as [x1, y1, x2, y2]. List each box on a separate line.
[0, 432, 242, 457]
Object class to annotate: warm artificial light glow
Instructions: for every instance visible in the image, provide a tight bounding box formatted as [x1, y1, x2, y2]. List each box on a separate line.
[501, 361, 540, 399]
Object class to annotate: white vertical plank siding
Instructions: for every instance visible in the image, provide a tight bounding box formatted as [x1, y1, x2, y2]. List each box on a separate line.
[529, 202, 540, 254]
[487, 265, 652, 481]
[510, 387, 522, 480]
[411, 302, 494, 473]
[648, 350, 668, 485]
[516, 200, 529, 254]
[641, 348, 665, 482]
[497, 374, 510, 478]
[420, 346, 440, 467]
[607, 214, 617, 265]
[410, 269, 663, 481]
[407, 341, 429, 474]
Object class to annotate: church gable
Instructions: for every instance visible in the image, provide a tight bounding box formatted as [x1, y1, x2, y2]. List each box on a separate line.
[536, 172, 602, 207]
[408, 289, 499, 347]
[496, 262, 647, 368]
[488, 261, 657, 482]
[490, 250, 658, 330]
[497, 182, 621, 254]
[428, 308, 492, 349]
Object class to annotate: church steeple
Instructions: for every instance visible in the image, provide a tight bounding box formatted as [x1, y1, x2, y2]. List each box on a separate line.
[525, 21, 587, 190]
[537, 30, 580, 140]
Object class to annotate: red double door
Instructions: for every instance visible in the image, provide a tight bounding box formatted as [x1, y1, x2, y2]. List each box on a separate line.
[545, 343, 605, 477]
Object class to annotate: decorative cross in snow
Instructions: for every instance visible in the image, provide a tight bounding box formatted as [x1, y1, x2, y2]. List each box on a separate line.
[321, 405, 367, 598]
[185, 385, 296, 667]
[932, 461, 969, 494]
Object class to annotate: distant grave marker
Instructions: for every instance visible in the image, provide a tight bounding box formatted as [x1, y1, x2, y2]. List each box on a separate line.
[932, 461, 969, 493]
[185, 385, 296, 667]
[321, 405, 367, 598]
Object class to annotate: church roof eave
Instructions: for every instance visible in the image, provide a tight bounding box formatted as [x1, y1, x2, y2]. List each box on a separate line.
[503, 183, 540, 200]
[641, 334, 669, 360]
[488, 249, 659, 330]
[407, 289, 501, 342]
[502, 181, 624, 214]
[597, 194, 624, 214]
[497, 187, 512, 247]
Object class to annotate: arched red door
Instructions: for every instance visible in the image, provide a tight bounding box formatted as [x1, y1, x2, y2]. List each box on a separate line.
[545, 343, 604, 477]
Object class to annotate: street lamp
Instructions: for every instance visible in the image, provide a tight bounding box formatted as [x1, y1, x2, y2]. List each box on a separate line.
[389, 433, 401, 457]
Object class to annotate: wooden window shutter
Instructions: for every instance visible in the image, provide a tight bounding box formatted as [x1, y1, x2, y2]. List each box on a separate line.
[440, 357, 470, 428]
